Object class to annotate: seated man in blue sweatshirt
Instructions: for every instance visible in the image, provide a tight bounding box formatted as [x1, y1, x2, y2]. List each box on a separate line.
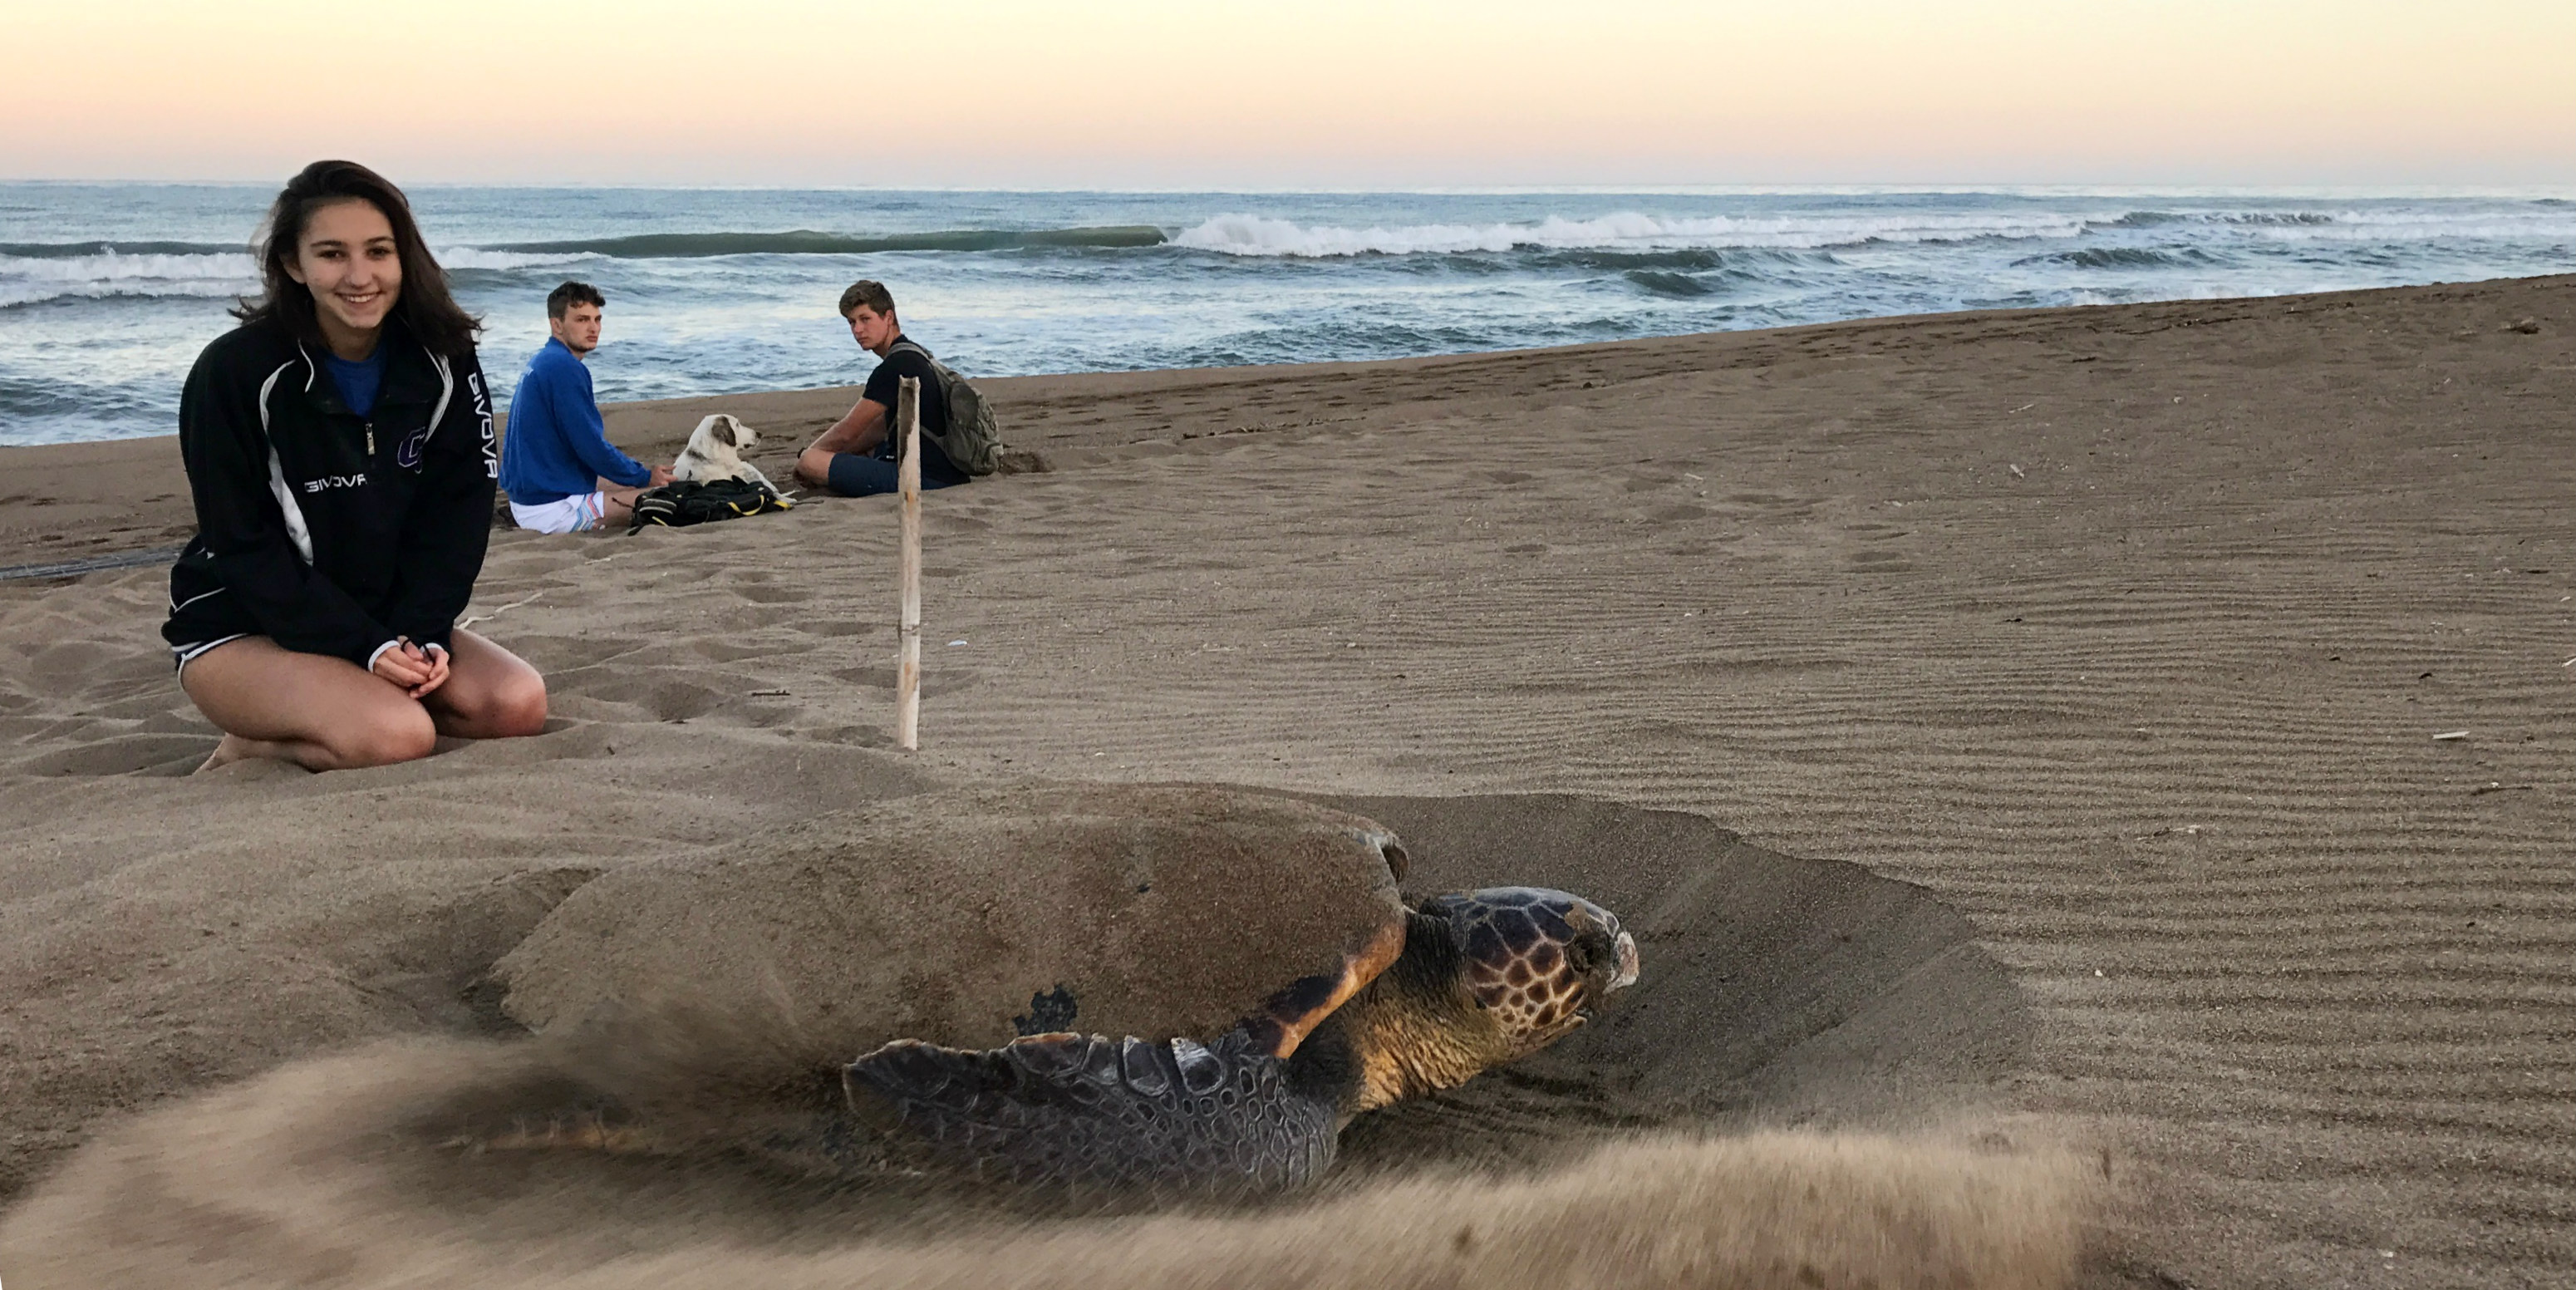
[498, 282, 672, 533]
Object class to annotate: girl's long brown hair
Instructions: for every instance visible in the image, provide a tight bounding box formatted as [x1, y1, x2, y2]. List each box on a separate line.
[233, 160, 481, 357]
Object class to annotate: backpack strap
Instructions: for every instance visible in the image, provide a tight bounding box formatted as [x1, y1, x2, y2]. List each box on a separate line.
[880, 338, 947, 461]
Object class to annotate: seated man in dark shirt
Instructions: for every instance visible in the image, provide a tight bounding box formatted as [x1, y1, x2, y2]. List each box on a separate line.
[793, 279, 970, 496]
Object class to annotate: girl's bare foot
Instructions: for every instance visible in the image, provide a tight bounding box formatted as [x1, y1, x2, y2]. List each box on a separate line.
[196, 734, 248, 773]
[194, 733, 287, 773]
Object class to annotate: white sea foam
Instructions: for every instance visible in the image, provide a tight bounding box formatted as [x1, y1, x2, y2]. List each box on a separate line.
[0, 251, 254, 309]
[2096, 206, 2576, 244]
[0, 246, 592, 308]
[2220, 209, 2576, 243]
[1169, 210, 2106, 258]
[1170, 204, 2576, 260]
[436, 246, 600, 271]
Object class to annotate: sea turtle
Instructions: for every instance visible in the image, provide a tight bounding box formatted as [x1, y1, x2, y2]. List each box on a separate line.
[478, 785, 1639, 1194]
[845, 881, 1639, 1193]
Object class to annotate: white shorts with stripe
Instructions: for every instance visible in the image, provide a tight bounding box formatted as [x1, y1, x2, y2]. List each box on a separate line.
[508, 491, 608, 534]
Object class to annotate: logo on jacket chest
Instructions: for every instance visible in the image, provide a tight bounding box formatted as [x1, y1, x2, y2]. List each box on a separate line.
[302, 472, 370, 493]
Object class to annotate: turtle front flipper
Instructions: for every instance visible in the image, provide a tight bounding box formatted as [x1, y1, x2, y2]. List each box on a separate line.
[843, 1028, 1340, 1194]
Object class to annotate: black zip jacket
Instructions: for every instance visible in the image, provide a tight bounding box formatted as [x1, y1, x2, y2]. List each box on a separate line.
[161, 320, 498, 669]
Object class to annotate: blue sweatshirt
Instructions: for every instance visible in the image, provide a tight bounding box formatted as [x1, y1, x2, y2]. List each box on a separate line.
[498, 337, 651, 505]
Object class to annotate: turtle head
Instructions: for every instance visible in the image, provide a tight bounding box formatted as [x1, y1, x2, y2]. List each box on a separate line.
[1419, 886, 1640, 1059]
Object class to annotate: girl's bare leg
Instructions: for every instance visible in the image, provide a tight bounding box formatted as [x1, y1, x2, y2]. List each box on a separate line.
[179, 637, 439, 771]
[421, 628, 548, 739]
[181, 630, 547, 771]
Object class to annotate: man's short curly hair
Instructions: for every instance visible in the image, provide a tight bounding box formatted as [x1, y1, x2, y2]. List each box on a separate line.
[546, 280, 605, 320]
[838, 279, 896, 319]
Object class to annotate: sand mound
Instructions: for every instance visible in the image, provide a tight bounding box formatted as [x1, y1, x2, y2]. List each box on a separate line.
[469, 782, 2029, 1179]
[476, 789, 2029, 1170]
[467, 788, 2031, 1176]
[0, 1035, 2094, 1290]
[490, 784, 1409, 1053]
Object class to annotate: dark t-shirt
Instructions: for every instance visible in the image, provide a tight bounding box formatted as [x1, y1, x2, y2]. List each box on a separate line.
[322, 346, 389, 417]
[862, 339, 963, 483]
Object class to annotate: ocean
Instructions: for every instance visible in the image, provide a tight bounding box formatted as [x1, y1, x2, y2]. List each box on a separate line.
[1, 184, 2569, 447]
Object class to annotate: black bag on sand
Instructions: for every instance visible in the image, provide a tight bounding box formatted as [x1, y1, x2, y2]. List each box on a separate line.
[627, 478, 793, 534]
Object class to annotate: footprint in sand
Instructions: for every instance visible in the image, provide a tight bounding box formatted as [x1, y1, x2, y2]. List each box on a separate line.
[833, 664, 981, 698]
[500, 635, 647, 673]
[85, 690, 199, 721]
[791, 620, 878, 639]
[14, 732, 222, 777]
[427, 720, 612, 768]
[794, 722, 895, 748]
[14, 642, 166, 694]
[555, 675, 727, 723]
[690, 638, 819, 664]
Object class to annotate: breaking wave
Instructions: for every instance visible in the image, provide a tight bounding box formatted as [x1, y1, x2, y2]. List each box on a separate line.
[0, 245, 588, 309]
[2021, 247, 2212, 270]
[1625, 268, 1718, 297]
[482, 226, 1168, 258]
[0, 250, 251, 309]
[1168, 210, 2097, 258]
[0, 239, 242, 258]
[436, 247, 601, 271]
[2087, 210, 2336, 230]
[2082, 206, 2576, 240]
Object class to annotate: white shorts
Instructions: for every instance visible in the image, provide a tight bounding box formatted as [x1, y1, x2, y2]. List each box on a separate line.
[509, 492, 608, 534]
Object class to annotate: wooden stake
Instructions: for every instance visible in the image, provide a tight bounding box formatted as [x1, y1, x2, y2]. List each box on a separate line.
[895, 376, 922, 751]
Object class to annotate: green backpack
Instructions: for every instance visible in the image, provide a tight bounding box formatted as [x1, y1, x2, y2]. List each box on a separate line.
[888, 338, 1003, 477]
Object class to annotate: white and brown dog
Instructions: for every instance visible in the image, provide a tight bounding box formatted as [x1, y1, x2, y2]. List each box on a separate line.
[671, 414, 779, 492]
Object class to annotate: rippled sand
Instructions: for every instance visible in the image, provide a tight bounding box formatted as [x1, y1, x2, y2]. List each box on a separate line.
[2, 275, 2571, 1287]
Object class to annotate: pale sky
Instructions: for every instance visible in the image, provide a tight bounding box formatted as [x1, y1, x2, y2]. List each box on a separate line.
[6, 0, 2573, 187]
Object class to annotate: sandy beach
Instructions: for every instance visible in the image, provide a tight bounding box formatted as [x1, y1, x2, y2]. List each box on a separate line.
[1, 274, 2571, 1288]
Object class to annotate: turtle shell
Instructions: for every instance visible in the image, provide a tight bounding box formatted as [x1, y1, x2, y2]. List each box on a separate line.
[489, 784, 1410, 1061]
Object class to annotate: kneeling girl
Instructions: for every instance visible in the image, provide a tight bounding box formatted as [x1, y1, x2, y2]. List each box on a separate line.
[164, 160, 547, 771]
